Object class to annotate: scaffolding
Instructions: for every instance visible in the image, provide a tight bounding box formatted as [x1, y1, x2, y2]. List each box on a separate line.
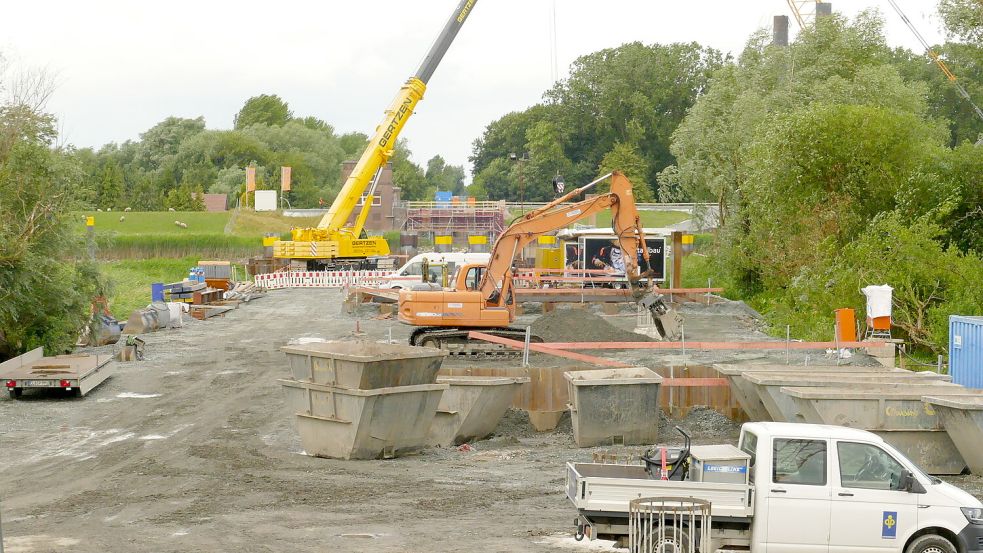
[402, 200, 507, 235]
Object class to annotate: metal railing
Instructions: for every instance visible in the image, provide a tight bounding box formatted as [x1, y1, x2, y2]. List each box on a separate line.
[629, 497, 712, 553]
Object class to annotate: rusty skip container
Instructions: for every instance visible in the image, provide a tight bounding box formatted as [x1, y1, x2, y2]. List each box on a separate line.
[438, 365, 599, 431]
[565, 367, 663, 447]
[781, 384, 983, 474]
[742, 372, 954, 423]
[282, 341, 447, 390]
[712, 363, 901, 422]
[922, 395, 983, 474]
[427, 376, 529, 447]
[279, 378, 447, 460]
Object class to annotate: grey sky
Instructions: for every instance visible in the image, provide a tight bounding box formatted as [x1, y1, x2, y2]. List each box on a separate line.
[1, 1, 947, 177]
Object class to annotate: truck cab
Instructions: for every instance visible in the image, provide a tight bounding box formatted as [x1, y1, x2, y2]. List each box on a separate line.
[743, 422, 983, 553]
[567, 422, 983, 553]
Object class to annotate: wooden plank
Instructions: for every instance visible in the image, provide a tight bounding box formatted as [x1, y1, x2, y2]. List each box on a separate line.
[536, 340, 879, 350]
[467, 332, 629, 367]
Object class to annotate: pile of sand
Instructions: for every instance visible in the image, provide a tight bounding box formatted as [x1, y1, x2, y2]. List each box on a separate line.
[530, 308, 652, 343]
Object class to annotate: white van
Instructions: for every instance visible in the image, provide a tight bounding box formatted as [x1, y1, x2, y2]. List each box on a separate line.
[378, 252, 491, 289]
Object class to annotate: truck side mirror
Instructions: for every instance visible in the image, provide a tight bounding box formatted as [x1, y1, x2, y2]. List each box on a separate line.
[900, 470, 926, 494]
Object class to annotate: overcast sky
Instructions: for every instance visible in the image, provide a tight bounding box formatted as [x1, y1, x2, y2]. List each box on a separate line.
[1, 1, 947, 178]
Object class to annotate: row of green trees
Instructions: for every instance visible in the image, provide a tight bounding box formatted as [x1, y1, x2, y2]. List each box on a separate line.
[77, 94, 466, 211]
[468, 5, 983, 206]
[665, 8, 983, 353]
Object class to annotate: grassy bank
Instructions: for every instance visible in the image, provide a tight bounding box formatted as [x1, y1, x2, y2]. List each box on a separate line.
[101, 258, 200, 320]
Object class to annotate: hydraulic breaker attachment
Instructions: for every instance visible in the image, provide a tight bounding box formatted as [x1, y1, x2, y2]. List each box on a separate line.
[640, 293, 683, 341]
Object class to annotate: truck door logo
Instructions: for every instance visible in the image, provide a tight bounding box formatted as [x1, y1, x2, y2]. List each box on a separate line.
[882, 511, 897, 539]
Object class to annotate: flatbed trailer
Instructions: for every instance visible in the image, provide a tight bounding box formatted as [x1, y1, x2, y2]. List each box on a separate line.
[2, 347, 114, 398]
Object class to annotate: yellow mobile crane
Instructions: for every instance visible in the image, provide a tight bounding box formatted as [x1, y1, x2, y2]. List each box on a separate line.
[274, 0, 479, 269]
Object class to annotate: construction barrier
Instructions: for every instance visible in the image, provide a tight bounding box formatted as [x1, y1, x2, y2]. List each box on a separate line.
[254, 270, 394, 290]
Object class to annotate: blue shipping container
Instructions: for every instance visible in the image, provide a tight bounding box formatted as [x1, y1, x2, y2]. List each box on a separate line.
[950, 316, 983, 389]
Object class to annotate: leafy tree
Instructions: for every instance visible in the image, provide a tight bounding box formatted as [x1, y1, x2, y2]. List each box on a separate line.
[134, 116, 206, 171]
[0, 107, 102, 357]
[940, 0, 983, 45]
[424, 155, 465, 195]
[96, 160, 125, 209]
[338, 132, 368, 159]
[596, 142, 655, 202]
[389, 139, 429, 201]
[471, 158, 514, 201]
[233, 94, 292, 129]
[523, 120, 574, 202]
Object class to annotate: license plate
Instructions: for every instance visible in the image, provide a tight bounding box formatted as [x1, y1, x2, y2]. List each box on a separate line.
[25, 380, 52, 387]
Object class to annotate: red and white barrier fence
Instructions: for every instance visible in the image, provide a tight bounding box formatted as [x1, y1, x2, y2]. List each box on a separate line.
[254, 270, 394, 290]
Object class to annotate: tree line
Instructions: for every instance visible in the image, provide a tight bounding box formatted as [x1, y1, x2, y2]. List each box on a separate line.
[76, 93, 467, 211]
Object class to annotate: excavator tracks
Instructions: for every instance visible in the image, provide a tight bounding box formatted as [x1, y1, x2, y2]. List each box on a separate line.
[409, 327, 544, 358]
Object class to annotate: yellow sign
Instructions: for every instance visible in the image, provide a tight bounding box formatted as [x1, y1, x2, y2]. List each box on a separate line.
[538, 235, 558, 246]
[85, 216, 95, 227]
[435, 235, 453, 245]
[682, 234, 695, 245]
[468, 235, 488, 245]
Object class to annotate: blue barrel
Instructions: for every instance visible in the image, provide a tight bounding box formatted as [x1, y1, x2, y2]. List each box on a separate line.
[950, 316, 983, 388]
[151, 282, 165, 302]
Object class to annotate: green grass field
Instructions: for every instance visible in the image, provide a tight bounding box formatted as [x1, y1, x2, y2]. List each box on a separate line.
[82, 211, 231, 235]
[101, 258, 200, 319]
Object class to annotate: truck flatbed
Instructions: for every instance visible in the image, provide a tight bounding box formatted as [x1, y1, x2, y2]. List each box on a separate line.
[566, 462, 754, 520]
[1, 347, 114, 398]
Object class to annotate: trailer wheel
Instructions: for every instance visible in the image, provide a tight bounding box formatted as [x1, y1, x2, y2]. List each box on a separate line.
[10, 387, 22, 399]
[905, 534, 956, 553]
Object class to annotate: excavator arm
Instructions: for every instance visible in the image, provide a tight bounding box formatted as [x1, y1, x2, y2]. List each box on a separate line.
[478, 171, 653, 302]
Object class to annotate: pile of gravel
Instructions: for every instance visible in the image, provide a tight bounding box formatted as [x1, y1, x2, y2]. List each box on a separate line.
[530, 308, 652, 343]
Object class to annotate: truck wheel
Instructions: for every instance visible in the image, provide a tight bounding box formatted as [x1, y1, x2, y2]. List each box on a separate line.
[905, 535, 956, 553]
[650, 527, 692, 553]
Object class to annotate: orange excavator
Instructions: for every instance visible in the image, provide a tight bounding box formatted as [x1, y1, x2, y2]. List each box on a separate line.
[397, 171, 682, 353]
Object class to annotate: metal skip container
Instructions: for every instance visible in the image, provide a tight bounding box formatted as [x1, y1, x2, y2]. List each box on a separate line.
[565, 367, 663, 447]
[712, 363, 901, 422]
[922, 395, 983, 474]
[427, 376, 530, 447]
[741, 372, 954, 423]
[781, 384, 983, 474]
[280, 379, 448, 460]
[281, 341, 447, 389]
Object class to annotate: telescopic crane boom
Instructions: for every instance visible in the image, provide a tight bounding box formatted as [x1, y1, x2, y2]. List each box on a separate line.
[274, 0, 479, 269]
[398, 172, 682, 354]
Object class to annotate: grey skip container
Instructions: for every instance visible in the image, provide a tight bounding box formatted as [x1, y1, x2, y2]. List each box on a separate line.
[564, 367, 663, 447]
[279, 378, 448, 460]
[281, 340, 447, 390]
[950, 316, 983, 389]
[712, 363, 902, 422]
[922, 395, 983, 474]
[427, 376, 530, 447]
[781, 384, 983, 475]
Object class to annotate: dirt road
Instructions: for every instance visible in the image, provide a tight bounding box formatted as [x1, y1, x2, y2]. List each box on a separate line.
[0, 288, 978, 552]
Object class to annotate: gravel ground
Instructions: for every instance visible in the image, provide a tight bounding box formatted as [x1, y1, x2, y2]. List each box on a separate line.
[0, 288, 978, 553]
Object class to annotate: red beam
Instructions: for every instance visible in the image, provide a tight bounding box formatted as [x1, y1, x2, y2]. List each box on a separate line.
[514, 287, 724, 296]
[536, 341, 879, 350]
[467, 331, 628, 367]
[663, 378, 729, 387]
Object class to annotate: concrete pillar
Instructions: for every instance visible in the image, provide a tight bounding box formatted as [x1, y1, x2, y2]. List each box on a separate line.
[773, 15, 789, 46]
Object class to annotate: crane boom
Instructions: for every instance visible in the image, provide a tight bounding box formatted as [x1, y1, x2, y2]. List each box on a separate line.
[318, 0, 478, 234]
[276, 0, 478, 269]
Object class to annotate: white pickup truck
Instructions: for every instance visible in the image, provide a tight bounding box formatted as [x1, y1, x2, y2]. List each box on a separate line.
[567, 422, 983, 553]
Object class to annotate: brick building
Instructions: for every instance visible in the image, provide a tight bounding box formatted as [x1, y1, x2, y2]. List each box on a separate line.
[341, 161, 401, 232]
